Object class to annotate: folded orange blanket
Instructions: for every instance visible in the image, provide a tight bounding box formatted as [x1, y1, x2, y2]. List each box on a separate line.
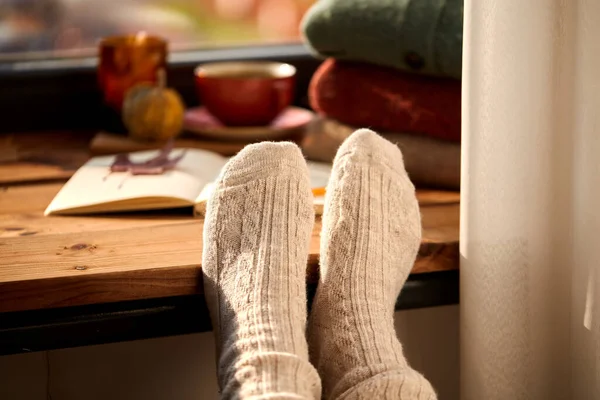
[309, 59, 461, 142]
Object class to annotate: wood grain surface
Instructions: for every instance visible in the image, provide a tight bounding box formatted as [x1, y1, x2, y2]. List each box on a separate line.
[89, 131, 249, 156]
[0, 132, 92, 185]
[0, 132, 459, 313]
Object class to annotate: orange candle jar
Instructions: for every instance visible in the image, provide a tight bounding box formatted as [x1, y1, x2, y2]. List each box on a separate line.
[98, 33, 167, 110]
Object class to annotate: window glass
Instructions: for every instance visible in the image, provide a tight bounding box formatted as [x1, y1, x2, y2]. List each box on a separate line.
[0, 0, 315, 60]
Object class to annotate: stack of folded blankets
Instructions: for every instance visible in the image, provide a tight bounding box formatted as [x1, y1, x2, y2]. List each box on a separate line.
[300, 0, 463, 190]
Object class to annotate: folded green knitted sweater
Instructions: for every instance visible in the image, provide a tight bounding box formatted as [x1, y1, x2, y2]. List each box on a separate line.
[301, 0, 463, 79]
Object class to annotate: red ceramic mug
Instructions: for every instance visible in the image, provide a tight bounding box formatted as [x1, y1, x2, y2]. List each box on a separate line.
[194, 61, 296, 126]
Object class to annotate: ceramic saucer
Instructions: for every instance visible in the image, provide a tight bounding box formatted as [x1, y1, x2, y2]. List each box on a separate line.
[184, 106, 315, 142]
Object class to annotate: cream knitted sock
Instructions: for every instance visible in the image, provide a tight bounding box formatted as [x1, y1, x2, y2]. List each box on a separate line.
[202, 142, 322, 400]
[308, 129, 437, 400]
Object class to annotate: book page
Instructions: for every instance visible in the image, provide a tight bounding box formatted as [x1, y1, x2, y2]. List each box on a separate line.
[45, 148, 228, 215]
[308, 161, 331, 213]
[194, 160, 332, 215]
[307, 161, 332, 189]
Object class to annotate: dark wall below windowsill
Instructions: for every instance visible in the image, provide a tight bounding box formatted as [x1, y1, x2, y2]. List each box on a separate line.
[0, 44, 321, 134]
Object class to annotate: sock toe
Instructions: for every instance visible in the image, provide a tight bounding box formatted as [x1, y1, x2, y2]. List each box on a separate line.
[333, 128, 408, 175]
[218, 141, 308, 187]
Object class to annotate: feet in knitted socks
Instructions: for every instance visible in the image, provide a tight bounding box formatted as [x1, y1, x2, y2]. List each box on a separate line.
[202, 142, 321, 399]
[308, 129, 437, 399]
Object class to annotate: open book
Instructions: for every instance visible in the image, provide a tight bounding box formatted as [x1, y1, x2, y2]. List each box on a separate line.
[45, 148, 331, 217]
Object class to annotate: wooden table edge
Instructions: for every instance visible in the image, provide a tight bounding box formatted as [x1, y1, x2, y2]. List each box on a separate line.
[0, 240, 458, 313]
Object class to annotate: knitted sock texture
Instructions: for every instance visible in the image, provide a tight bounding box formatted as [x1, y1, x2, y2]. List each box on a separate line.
[308, 129, 437, 400]
[202, 142, 321, 400]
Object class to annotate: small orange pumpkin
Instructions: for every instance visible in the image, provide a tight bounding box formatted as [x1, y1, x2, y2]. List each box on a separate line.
[122, 69, 185, 142]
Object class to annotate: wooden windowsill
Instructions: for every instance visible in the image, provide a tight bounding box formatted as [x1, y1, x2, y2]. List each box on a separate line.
[0, 131, 459, 314]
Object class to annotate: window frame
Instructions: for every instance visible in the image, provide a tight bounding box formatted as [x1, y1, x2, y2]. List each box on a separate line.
[0, 43, 321, 133]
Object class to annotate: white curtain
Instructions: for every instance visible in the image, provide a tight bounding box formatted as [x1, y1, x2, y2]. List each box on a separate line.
[461, 0, 600, 399]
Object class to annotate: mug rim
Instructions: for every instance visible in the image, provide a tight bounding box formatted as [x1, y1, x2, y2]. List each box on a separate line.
[194, 61, 296, 80]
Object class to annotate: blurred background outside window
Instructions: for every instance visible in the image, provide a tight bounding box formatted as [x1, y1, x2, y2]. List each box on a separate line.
[0, 0, 315, 61]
